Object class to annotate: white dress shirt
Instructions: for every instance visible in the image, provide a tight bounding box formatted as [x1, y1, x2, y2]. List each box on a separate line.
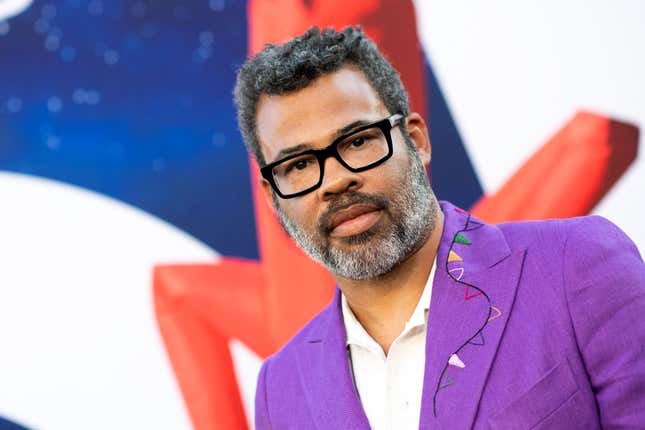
[341, 259, 436, 430]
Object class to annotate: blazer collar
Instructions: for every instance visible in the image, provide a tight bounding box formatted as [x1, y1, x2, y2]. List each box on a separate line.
[419, 201, 526, 429]
[295, 201, 526, 429]
[295, 288, 370, 429]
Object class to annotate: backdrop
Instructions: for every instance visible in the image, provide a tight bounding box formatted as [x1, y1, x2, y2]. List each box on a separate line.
[0, 1, 643, 429]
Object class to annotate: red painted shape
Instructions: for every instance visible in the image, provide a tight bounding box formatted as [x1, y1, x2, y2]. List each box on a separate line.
[154, 1, 428, 429]
[153, 4, 641, 430]
[471, 111, 639, 222]
[154, 261, 267, 430]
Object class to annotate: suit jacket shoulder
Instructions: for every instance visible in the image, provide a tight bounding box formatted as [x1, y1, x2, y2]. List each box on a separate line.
[255, 203, 645, 430]
[480, 214, 645, 429]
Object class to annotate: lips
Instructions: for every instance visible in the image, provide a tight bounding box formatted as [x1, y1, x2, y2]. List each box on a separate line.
[327, 204, 382, 237]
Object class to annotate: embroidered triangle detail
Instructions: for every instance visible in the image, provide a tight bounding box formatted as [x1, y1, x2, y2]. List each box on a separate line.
[468, 331, 485, 346]
[449, 267, 464, 281]
[448, 250, 463, 262]
[448, 353, 466, 369]
[465, 220, 484, 231]
[455, 233, 472, 245]
[464, 286, 483, 300]
[439, 373, 456, 390]
[488, 306, 502, 322]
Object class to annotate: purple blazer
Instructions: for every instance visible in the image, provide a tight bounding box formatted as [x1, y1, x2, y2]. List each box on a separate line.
[255, 201, 645, 429]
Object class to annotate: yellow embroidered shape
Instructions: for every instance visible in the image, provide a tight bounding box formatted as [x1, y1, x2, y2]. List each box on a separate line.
[448, 250, 463, 262]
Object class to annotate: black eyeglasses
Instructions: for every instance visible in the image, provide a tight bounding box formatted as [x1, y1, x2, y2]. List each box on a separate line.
[261, 113, 405, 199]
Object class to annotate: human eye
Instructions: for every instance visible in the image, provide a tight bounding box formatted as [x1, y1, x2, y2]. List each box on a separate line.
[280, 155, 316, 175]
[348, 136, 366, 148]
[340, 129, 380, 150]
[291, 158, 310, 171]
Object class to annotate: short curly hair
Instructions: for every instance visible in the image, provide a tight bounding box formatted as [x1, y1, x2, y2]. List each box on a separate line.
[233, 25, 410, 166]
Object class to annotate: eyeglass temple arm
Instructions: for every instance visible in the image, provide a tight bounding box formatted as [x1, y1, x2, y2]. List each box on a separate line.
[389, 113, 404, 128]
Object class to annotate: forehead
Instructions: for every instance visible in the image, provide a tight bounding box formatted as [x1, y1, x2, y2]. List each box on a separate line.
[256, 66, 388, 163]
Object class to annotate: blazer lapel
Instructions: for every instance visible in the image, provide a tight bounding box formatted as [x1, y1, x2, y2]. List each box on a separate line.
[420, 202, 526, 429]
[295, 289, 370, 429]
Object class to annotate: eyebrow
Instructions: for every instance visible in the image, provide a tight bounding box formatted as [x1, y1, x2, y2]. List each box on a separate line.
[270, 119, 373, 163]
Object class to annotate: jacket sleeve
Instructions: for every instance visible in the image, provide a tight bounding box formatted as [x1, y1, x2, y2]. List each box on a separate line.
[563, 216, 645, 428]
[255, 358, 272, 430]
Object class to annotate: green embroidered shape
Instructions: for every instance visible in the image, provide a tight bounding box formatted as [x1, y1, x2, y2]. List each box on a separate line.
[455, 233, 472, 245]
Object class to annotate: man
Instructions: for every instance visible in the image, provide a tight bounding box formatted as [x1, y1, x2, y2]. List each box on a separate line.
[234, 26, 645, 429]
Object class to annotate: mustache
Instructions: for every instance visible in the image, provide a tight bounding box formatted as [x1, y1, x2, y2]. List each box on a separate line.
[318, 191, 390, 235]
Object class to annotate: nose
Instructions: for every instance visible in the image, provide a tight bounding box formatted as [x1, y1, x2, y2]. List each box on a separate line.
[316, 156, 363, 200]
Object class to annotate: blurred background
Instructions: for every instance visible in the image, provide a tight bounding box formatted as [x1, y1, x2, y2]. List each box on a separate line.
[0, 0, 643, 429]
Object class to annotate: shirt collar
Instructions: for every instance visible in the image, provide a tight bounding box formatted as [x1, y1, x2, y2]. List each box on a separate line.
[341, 257, 437, 348]
[406, 258, 436, 329]
[341, 292, 378, 351]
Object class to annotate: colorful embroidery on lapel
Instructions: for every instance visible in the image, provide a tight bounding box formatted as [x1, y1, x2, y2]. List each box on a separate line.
[434, 213, 495, 417]
[439, 373, 456, 389]
[449, 267, 464, 280]
[464, 285, 484, 300]
[468, 331, 485, 346]
[448, 250, 463, 262]
[455, 233, 472, 245]
[454, 207, 467, 214]
[488, 306, 502, 322]
[449, 353, 466, 368]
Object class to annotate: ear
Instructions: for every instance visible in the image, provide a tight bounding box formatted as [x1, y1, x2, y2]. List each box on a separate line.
[260, 177, 278, 217]
[404, 112, 431, 169]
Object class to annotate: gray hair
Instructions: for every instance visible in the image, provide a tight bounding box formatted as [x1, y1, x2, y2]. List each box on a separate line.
[233, 25, 410, 165]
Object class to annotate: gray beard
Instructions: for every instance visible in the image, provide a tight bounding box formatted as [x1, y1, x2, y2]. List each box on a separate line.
[274, 148, 438, 280]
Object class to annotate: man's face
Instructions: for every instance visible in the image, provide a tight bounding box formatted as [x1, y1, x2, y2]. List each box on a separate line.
[256, 66, 437, 280]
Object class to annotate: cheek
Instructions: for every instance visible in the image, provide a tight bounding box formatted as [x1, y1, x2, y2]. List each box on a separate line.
[374, 152, 410, 188]
[281, 200, 318, 230]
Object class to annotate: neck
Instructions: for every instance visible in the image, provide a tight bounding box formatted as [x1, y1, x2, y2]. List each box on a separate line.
[337, 206, 444, 355]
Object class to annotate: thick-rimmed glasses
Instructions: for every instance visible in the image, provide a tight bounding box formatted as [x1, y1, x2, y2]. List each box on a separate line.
[261, 113, 404, 199]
